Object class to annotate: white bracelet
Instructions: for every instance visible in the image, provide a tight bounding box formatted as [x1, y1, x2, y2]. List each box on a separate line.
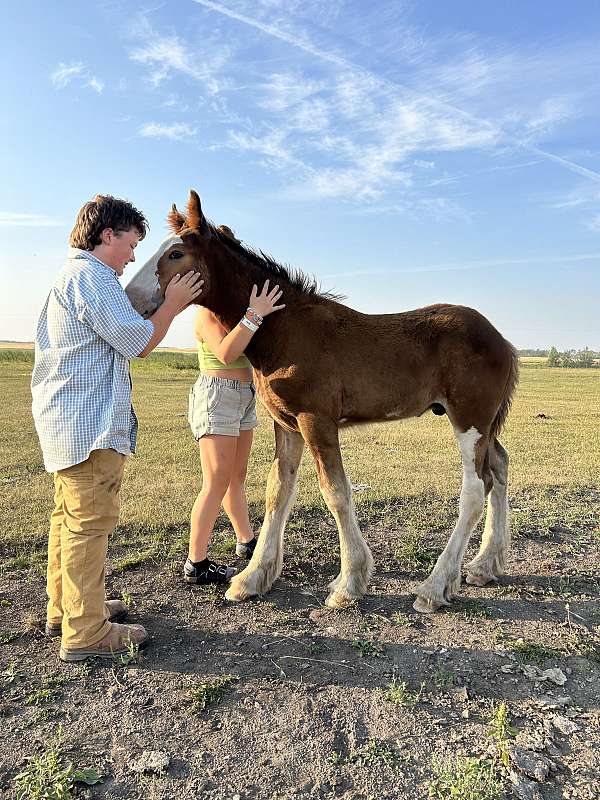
[240, 316, 259, 333]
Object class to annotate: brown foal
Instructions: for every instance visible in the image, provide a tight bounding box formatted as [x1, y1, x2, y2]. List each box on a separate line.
[126, 190, 518, 612]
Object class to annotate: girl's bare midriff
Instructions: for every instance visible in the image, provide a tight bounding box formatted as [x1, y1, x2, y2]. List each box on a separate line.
[202, 366, 253, 383]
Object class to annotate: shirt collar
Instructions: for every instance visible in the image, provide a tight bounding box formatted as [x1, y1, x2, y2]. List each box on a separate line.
[68, 248, 118, 278]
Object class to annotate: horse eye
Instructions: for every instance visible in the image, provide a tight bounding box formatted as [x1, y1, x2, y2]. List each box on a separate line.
[169, 251, 184, 260]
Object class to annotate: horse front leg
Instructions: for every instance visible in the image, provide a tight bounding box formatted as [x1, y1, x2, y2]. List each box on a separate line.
[298, 414, 374, 609]
[225, 422, 304, 602]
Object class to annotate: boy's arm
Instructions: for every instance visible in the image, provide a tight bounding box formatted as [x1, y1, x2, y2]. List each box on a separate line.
[138, 272, 204, 357]
[72, 269, 203, 359]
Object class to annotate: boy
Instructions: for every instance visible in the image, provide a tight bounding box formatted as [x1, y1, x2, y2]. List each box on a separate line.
[31, 194, 202, 662]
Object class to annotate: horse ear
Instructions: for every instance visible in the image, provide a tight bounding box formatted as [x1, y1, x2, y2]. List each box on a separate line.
[167, 204, 187, 233]
[187, 189, 208, 233]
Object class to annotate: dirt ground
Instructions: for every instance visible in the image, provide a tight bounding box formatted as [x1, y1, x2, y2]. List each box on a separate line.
[1, 510, 599, 800]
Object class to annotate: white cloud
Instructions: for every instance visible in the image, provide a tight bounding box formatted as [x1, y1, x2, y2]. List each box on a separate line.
[587, 214, 600, 232]
[126, 3, 600, 216]
[86, 77, 104, 94]
[50, 62, 104, 94]
[0, 213, 63, 227]
[551, 184, 600, 231]
[129, 16, 230, 95]
[138, 122, 196, 140]
[50, 63, 84, 88]
[320, 251, 600, 279]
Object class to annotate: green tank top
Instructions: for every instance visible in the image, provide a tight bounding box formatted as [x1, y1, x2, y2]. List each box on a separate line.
[198, 340, 251, 370]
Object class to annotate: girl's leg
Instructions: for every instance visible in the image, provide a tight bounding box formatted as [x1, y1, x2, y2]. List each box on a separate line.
[189, 434, 237, 562]
[222, 429, 255, 545]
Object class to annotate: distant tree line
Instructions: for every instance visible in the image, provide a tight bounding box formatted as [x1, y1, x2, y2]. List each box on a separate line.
[518, 349, 549, 357]
[546, 347, 599, 368]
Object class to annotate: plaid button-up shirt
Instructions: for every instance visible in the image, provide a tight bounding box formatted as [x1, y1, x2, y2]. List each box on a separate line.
[31, 248, 154, 472]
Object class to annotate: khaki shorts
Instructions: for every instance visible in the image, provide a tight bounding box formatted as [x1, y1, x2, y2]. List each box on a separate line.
[188, 374, 258, 439]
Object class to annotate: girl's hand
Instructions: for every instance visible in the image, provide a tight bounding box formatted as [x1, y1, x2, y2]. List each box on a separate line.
[249, 279, 285, 317]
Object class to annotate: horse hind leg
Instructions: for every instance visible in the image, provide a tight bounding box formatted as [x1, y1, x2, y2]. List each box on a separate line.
[226, 424, 304, 602]
[414, 426, 487, 613]
[466, 439, 510, 586]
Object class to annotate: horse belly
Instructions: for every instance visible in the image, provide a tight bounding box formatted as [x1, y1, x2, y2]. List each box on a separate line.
[340, 382, 431, 425]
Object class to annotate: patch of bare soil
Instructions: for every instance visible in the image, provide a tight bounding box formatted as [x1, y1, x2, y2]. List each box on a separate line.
[1, 517, 598, 799]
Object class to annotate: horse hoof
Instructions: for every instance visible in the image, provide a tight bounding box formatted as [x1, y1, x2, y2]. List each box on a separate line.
[413, 595, 442, 613]
[324, 590, 356, 609]
[225, 584, 249, 602]
[465, 571, 496, 587]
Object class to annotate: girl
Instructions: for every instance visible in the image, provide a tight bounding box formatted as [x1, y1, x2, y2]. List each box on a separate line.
[184, 262, 285, 585]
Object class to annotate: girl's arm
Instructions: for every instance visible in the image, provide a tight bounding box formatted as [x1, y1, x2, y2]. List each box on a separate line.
[196, 307, 251, 364]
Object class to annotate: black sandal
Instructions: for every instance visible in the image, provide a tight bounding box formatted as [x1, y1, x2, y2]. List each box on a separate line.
[235, 536, 258, 559]
[184, 558, 236, 585]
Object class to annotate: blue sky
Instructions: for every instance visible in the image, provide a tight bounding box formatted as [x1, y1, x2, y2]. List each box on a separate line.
[2, 0, 600, 349]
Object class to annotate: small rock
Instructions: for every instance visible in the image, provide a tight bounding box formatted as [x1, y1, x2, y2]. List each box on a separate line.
[508, 771, 544, 800]
[509, 745, 557, 781]
[522, 665, 567, 685]
[452, 686, 469, 702]
[543, 668, 568, 686]
[546, 714, 580, 736]
[533, 695, 571, 710]
[131, 750, 170, 774]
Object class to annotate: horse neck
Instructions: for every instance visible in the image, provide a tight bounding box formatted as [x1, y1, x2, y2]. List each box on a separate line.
[197, 243, 250, 326]
[201, 243, 304, 370]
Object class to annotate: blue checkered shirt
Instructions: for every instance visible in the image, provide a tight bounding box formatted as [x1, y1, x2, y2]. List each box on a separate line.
[31, 248, 154, 472]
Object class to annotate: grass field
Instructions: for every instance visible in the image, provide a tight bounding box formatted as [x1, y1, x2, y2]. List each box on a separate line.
[1, 351, 598, 573]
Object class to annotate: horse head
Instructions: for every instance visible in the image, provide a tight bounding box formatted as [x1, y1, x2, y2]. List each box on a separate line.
[125, 190, 219, 316]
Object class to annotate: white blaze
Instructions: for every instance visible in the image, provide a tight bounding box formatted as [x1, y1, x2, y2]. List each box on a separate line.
[125, 234, 183, 316]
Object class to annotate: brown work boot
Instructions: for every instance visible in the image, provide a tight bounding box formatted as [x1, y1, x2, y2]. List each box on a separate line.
[46, 599, 129, 638]
[59, 622, 149, 662]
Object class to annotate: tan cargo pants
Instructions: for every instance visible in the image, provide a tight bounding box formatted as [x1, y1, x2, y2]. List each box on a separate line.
[46, 448, 126, 648]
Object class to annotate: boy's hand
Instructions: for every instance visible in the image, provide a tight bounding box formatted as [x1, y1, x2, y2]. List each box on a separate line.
[164, 272, 204, 313]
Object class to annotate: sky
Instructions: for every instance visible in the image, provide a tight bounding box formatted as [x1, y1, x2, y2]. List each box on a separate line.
[2, 0, 600, 350]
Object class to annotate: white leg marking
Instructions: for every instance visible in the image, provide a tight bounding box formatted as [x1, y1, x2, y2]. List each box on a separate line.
[226, 434, 303, 602]
[414, 427, 485, 613]
[320, 477, 374, 608]
[467, 445, 510, 585]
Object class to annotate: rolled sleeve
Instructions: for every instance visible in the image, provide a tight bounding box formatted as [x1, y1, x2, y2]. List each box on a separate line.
[77, 271, 154, 358]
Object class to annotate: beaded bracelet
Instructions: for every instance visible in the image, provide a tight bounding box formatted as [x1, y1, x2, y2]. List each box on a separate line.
[246, 307, 263, 325]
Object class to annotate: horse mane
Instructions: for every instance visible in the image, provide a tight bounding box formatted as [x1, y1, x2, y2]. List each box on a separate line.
[210, 222, 345, 303]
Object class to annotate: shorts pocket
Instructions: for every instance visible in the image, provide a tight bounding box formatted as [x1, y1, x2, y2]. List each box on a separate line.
[189, 379, 225, 438]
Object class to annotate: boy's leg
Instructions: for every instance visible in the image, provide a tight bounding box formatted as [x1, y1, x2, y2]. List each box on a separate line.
[58, 449, 126, 649]
[46, 475, 65, 627]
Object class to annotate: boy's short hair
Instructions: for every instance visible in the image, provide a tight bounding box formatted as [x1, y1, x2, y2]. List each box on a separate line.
[69, 195, 149, 250]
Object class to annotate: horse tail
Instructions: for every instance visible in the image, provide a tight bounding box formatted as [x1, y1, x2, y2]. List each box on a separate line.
[490, 341, 519, 440]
